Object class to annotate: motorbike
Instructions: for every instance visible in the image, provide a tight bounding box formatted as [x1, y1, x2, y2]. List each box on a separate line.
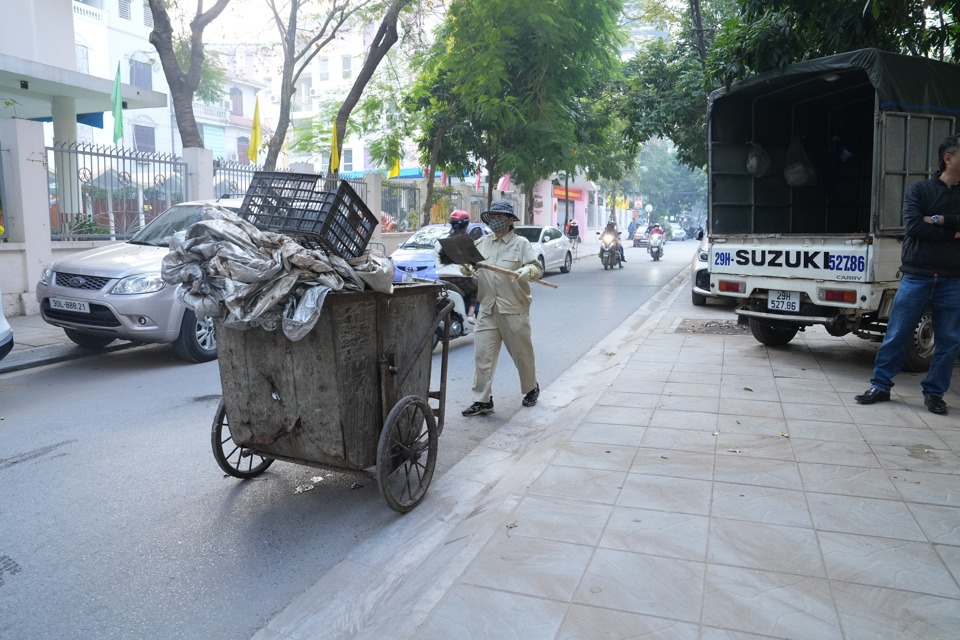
[597, 231, 623, 270]
[431, 280, 473, 349]
[648, 233, 664, 261]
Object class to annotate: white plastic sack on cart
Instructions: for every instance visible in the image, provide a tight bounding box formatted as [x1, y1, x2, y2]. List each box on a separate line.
[161, 205, 392, 340]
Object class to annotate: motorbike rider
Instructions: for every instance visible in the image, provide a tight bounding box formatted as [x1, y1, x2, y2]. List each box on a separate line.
[648, 223, 665, 256]
[599, 220, 626, 263]
[435, 210, 478, 322]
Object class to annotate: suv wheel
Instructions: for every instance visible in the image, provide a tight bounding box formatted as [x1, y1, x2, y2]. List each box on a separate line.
[172, 309, 218, 362]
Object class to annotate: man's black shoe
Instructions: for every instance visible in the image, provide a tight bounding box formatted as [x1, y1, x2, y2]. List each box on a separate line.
[522, 383, 540, 407]
[462, 399, 494, 416]
[924, 394, 948, 415]
[854, 387, 890, 405]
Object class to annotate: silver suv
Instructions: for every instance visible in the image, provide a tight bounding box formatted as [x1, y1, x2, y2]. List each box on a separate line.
[36, 198, 243, 362]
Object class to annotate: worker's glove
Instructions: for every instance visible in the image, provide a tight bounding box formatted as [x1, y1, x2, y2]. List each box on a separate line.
[514, 265, 537, 282]
[459, 263, 477, 277]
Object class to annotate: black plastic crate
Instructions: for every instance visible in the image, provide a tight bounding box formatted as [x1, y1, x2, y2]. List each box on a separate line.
[239, 172, 378, 259]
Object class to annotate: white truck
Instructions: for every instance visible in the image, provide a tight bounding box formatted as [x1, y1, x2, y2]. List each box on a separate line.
[707, 49, 960, 371]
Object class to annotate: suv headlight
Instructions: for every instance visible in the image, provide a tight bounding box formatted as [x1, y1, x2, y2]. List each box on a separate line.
[111, 274, 166, 295]
[39, 266, 53, 286]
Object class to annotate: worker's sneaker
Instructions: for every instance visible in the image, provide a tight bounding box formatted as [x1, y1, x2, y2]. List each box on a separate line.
[924, 394, 948, 415]
[854, 387, 890, 404]
[462, 399, 494, 416]
[522, 383, 540, 407]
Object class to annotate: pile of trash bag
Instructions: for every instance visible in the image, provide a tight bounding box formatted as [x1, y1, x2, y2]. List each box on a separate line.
[161, 204, 393, 341]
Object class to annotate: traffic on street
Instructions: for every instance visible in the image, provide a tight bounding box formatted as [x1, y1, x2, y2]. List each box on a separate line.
[0, 242, 698, 640]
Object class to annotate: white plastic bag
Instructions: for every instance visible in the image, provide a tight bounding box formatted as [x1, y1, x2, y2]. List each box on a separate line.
[783, 137, 818, 186]
[746, 142, 771, 177]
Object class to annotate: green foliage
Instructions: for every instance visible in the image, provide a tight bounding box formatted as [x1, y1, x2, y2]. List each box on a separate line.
[176, 39, 229, 104]
[623, 138, 706, 219]
[409, 0, 628, 196]
[707, 0, 959, 88]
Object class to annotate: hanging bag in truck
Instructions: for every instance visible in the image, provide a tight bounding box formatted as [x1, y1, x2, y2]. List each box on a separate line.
[783, 137, 818, 186]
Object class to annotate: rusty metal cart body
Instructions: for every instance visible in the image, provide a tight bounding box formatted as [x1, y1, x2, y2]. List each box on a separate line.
[211, 282, 452, 512]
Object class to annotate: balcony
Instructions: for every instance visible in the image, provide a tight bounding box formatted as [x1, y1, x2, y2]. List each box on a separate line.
[193, 102, 229, 124]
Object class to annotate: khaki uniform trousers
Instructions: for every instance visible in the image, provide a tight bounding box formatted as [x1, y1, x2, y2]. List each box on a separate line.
[471, 310, 537, 403]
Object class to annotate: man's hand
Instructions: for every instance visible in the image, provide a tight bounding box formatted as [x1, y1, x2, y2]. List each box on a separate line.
[514, 265, 537, 282]
[459, 263, 477, 277]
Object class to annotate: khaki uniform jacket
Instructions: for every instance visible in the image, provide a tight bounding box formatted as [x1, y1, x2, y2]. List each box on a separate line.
[474, 230, 542, 314]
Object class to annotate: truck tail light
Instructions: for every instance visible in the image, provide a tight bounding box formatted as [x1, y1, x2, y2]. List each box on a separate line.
[718, 280, 744, 293]
[819, 289, 857, 303]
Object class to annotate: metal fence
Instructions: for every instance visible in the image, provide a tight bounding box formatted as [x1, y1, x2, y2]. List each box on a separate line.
[213, 159, 261, 198]
[381, 182, 421, 231]
[47, 142, 188, 241]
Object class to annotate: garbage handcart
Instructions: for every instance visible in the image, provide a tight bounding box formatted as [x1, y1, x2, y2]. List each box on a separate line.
[208, 173, 453, 512]
[212, 283, 451, 512]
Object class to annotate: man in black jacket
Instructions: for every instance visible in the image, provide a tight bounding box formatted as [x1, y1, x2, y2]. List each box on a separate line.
[855, 134, 960, 414]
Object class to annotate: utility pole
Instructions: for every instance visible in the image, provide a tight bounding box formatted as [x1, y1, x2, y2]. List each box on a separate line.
[689, 0, 707, 69]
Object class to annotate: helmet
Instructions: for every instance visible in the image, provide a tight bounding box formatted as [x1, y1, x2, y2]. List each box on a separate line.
[569, 220, 578, 226]
[653, 223, 661, 228]
[449, 210, 470, 232]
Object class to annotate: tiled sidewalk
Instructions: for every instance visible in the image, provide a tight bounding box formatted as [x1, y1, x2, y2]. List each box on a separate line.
[256, 275, 960, 640]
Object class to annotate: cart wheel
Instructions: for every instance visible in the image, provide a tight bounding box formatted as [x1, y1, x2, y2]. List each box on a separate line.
[377, 395, 438, 513]
[211, 399, 274, 478]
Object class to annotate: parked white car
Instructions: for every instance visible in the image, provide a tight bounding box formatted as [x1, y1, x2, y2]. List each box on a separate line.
[513, 225, 574, 274]
[0, 282, 12, 362]
[690, 230, 718, 306]
[668, 223, 687, 241]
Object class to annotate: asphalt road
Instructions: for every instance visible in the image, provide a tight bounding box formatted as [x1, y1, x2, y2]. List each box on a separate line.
[0, 241, 696, 640]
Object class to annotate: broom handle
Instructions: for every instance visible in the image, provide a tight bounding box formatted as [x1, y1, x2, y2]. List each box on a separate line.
[477, 263, 559, 289]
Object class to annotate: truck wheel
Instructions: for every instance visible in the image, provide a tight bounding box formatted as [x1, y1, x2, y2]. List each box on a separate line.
[64, 329, 115, 349]
[691, 290, 707, 306]
[902, 311, 934, 373]
[749, 319, 798, 346]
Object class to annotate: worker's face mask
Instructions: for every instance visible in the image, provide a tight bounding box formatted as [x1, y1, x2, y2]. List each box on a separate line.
[487, 215, 512, 235]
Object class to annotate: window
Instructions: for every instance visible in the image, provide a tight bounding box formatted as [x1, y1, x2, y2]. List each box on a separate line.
[318, 57, 329, 81]
[342, 149, 353, 172]
[341, 55, 352, 79]
[76, 44, 89, 74]
[230, 88, 243, 116]
[133, 124, 155, 152]
[237, 137, 250, 164]
[119, 0, 131, 19]
[142, 0, 153, 27]
[129, 59, 152, 90]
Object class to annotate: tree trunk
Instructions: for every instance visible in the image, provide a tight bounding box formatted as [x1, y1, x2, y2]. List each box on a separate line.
[420, 121, 449, 226]
[148, 0, 231, 150]
[522, 182, 534, 225]
[330, 0, 414, 175]
[264, 0, 300, 171]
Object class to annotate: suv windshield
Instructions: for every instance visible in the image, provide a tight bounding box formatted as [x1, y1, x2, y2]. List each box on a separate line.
[130, 202, 239, 246]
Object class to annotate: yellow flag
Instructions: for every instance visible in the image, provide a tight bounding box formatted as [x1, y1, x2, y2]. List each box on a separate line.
[330, 120, 340, 172]
[247, 96, 261, 163]
[387, 155, 400, 179]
